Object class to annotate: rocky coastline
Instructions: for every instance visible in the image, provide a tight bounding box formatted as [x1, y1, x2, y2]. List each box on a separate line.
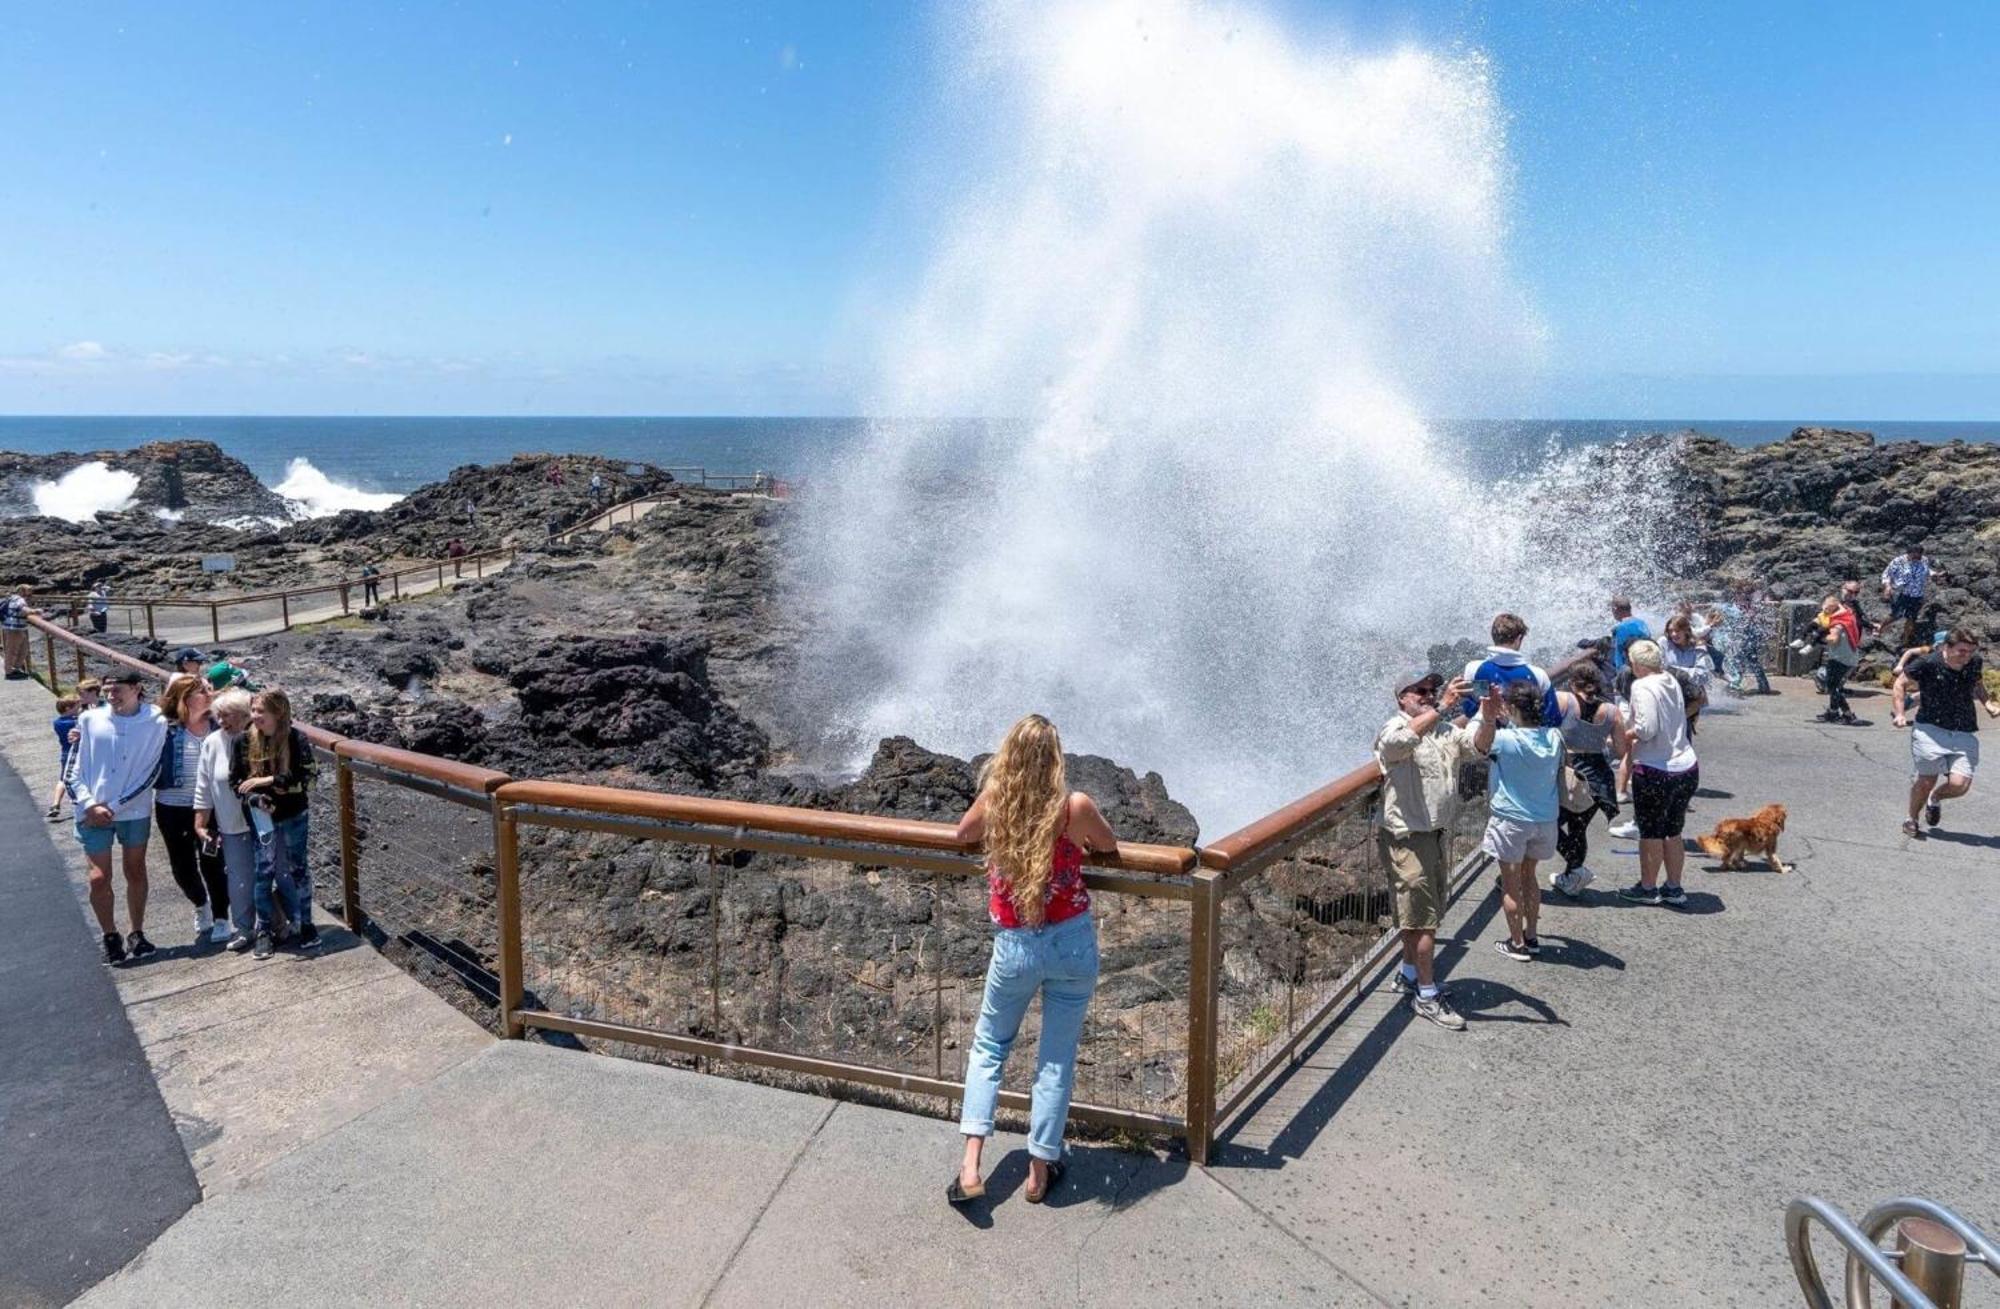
[5, 425, 1996, 1089]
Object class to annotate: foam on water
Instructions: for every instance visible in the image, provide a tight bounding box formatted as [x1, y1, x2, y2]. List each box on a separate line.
[797, 0, 1686, 832]
[31, 461, 140, 522]
[273, 458, 403, 516]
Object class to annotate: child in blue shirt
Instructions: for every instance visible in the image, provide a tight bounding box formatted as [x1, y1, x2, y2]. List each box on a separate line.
[47, 694, 80, 820]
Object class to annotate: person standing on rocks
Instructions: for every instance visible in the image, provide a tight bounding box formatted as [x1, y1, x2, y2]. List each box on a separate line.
[2, 583, 37, 679]
[948, 713, 1118, 1208]
[1373, 670, 1475, 1029]
[68, 669, 169, 964]
[1892, 628, 1997, 837]
[1616, 641, 1699, 907]
[589, 471, 604, 505]
[87, 580, 111, 634]
[1881, 542, 1932, 652]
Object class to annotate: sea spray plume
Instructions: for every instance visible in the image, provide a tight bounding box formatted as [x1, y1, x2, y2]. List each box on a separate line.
[794, 0, 1668, 830]
[273, 458, 403, 517]
[30, 461, 141, 522]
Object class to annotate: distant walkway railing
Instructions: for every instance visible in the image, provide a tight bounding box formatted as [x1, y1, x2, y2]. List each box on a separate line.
[549, 474, 793, 543]
[21, 610, 1474, 1166]
[33, 545, 516, 645]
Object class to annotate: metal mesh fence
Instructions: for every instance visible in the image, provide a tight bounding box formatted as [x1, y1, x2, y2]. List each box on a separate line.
[1212, 781, 1495, 1109]
[513, 822, 1189, 1124]
[345, 771, 503, 1030]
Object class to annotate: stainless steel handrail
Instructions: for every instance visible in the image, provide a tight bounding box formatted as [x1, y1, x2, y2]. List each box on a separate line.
[1786, 1196, 1932, 1309]
[1845, 1196, 1998, 1307]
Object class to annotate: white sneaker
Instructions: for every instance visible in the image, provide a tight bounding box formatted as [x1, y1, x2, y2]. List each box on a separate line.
[1609, 820, 1640, 839]
[1570, 865, 1597, 891]
[210, 920, 235, 943]
[194, 903, 214, 937]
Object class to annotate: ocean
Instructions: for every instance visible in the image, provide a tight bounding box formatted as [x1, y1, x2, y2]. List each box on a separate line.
[2, 415, 1997, 514]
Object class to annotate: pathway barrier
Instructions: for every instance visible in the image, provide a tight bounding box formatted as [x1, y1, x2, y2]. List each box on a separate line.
[549, 472, 789, 543]
[36, 546, 517, 645]
[22, 611, 1487, 1165]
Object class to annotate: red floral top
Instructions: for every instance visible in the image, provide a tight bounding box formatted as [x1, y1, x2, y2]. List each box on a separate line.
[988, 812, 1091, 929]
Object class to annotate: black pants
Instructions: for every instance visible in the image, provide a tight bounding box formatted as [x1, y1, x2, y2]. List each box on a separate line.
[1556, 752, 1620, 871]
[363, 580, 380, 606]
[89, 611, 108, 633]
[156, 801, 228, 916]
[1825, 660, 1853, 716]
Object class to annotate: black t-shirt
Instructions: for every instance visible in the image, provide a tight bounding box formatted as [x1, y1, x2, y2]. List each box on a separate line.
[1910, 653, 1984, 734]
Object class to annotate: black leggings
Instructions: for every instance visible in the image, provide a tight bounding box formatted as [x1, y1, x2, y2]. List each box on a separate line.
[156, 801, 228, 915]
[1825, 660, 1853, 715]
[1556, 752, 1620, 872]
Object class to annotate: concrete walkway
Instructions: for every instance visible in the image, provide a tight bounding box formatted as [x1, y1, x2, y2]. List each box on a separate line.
[79, 554, 511, 648]
[8, 672, 1996, 1305]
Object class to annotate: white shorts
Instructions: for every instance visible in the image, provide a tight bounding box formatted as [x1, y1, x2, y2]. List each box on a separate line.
[1911, 723, 1979, 779]
[1482, 815, 1558, 863]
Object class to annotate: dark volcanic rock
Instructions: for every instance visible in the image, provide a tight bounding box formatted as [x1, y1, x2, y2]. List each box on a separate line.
[844, 736, 1200, 845]
[0, 440, 295, 525]
[1676, 427, 2000, 643]
[499, 634, 769, 785]
[288, 454, 678, 557]
[401, 700, 488, 761]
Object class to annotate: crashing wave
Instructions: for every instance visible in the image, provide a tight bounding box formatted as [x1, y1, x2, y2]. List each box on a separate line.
[31, 461, 140, 522]
[272, 458, 404, 517]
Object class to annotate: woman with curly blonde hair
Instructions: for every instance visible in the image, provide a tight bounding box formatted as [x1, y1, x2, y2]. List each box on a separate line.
[947, 713, 1119, 1208]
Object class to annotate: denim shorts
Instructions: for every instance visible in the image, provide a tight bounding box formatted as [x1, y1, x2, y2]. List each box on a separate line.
[76, 815, 152, 855]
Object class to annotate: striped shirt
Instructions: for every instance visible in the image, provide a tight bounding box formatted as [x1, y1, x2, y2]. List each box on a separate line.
[154, 726, 211, 807]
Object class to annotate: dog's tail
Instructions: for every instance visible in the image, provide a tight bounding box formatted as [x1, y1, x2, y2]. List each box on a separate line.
[1695, 835, 1726, 857]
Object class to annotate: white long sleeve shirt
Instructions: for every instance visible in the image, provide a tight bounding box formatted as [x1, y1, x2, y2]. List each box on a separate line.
[68, 703, 169, 820]
[1628, 672, 1697, 773]
[191, 728, 250, 835]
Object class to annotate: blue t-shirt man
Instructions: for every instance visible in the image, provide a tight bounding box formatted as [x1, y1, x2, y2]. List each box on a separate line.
[1487, 726, 1564, 824]
[1610, 616, 1651, 670]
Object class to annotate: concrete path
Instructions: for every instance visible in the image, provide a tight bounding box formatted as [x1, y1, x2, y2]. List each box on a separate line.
[9, 670, 1996, 1305]
[76, 553, 511, 648]
[0, 751, 197, 1308]
[0, 673, 492, 1203]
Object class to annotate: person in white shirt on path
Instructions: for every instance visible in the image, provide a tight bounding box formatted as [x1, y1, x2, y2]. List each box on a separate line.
[67, 670, 169, 963]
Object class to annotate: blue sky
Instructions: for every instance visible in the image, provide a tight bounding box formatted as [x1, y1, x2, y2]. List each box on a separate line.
[2, 0, 1995, 418]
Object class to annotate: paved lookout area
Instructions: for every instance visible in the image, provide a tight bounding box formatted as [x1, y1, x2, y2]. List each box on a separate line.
[3, 671, 1994, 1306]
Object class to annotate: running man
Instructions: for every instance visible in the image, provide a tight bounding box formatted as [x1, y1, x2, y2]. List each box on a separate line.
[1880, 542, 1932, 653]
[1892, 627, 1996, 837]
[68, 670, 170, 963]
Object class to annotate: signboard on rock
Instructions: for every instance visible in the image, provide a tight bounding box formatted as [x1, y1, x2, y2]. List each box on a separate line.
[201, 554, 236, 573]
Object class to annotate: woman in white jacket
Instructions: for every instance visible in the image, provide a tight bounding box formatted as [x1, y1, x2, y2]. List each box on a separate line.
[193, 688, 259, 952]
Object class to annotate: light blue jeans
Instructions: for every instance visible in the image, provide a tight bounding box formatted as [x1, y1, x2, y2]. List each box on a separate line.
[958, 911, 1099, 1162]
[220, 830, 258, 935]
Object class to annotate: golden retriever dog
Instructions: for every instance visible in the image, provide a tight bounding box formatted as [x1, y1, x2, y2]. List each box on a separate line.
[1696, 804, 1789, 873]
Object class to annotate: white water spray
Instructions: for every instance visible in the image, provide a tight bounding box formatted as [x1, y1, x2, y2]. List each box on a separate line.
[31, 461, 140, 522]
[800, 0, 1675, 831]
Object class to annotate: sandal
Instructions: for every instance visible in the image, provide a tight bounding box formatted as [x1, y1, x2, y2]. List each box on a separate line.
[945, 1175, 986, 1206]
[1024, 1160, 1066, 1204]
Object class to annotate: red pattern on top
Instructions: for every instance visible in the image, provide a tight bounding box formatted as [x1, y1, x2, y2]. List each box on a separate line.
[988, 823, 1091, 929]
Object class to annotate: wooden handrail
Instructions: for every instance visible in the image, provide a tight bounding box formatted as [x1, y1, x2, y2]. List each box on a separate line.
[1197, 761, 1384, 871]
[25, 614, 168, 680]
[495, 778, 1196, 877]
[36, 545, 516, 610]
[335, 736, 511, 794]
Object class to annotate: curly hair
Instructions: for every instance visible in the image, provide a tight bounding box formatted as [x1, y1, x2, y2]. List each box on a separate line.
[977, 714, 1069, 926]
[159, 673, 209, 726]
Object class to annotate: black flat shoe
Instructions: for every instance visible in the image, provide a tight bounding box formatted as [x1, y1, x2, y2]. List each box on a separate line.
[1025, 1160, 1066, 1204]
[945, 1175, 986, 1206]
